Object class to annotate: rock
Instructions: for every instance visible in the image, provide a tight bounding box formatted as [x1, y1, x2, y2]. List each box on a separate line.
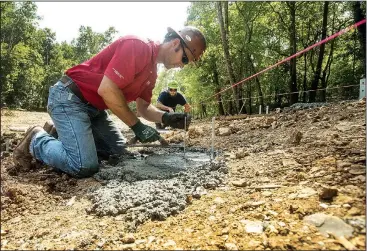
[289, 187, 317, 199]
[218, 127, 231, 136]
[303, 213, 327, 227]
[221, 227, 230, 235]
[232, 179, 248, 187]
[235, 149, 249, 159]
[319, 187, 338, 201]
[266, 224, 279, 234]
[1, 152, 10, 157]
[163, 240, 176, 248]
[120, 243, 136, 250]
[289, 130, 303, 145]
[267, 210, 278, 216]
[349, 169, 365, 175]
[260, 177, 270, 183]
[304, 213, 354, 238]
[66, 196, 76, 206]
[214, 197, 225, 204]
[244, 201, 266, 207]
[335, 122, 353, 132]
[224, 242, 238, 250]
[342, 204, 351, 209]
[277, 222, 286, 227]
[275, 108, 281, 113]
[122, 233, 135, 244]
[319, 203, 329, 209]
[282, 158, 301, 168]
[265, 117, 275, 125]
[135, 239, 146, 245]
[240, 220, 263, 234]
[188, 127, 204, 138]
[271, 121, 277, 129]
[248, 239, 262, 247]
[347, 207, 361, 216]
[9, 127, 27, 132]
[350, 175, 366, 182]
[254, 184, 284, 190]
[262, 191, 272, 197]
[97, 239, 106, 247]
[192, 186, 207, 199]
[147, 236, 156, 244]
[1, 229, 9, 236]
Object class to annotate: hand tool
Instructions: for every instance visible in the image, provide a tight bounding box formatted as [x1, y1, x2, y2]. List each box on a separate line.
[126, 135, 182, 148]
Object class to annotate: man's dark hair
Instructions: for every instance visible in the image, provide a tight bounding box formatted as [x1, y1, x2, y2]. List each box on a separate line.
[163, 32, 180, 43]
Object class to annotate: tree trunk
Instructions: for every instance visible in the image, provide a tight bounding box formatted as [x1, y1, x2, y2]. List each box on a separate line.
[309, 1, 329, 102]
[216, 1, 239, 113]
[247, 82, 252, 114]
[288, 2, 299, 104]
[247, 55, 264, 108]
[213, 67, 225, 115]
[352, 1, 366, 70]
[321, 6, 336, 102]
[303, 54, 307, 102]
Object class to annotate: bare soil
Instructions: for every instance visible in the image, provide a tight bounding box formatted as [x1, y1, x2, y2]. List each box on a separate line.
[1, 100, 365, 250]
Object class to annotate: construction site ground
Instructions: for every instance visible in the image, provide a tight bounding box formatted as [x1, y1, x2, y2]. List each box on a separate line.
[1, 99, 366, 250]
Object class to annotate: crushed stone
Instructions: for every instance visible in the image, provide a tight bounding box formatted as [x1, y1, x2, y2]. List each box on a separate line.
[88, 148, 227, 231]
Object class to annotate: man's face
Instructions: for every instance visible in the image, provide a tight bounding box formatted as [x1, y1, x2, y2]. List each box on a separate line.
[163, 38, 194, 69]
[168, 88, 177, 96]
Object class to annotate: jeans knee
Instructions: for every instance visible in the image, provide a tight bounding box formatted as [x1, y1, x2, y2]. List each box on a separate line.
[74, 159, 99, 178]
[76, 165, 99, 178]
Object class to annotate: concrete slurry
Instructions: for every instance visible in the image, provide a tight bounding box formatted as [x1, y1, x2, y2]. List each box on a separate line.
[88, 148, 227, 231]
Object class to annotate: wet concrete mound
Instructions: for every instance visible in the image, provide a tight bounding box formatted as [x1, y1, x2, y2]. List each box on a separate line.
[88, 147, 227, 231]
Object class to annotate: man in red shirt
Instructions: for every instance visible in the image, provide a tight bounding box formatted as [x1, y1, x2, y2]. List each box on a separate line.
[13, 26, 206, 178]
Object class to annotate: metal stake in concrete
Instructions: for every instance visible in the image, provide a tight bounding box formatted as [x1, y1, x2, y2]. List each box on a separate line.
[259, 105, 262, 114]
[5, 138, 9, 152]
[266, 106, 269, 114]
[184, 116, 186, 160]
[211, 117, 215, 161]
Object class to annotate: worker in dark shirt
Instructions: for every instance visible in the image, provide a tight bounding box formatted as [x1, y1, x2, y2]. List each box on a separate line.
[155, 81, 191, 129]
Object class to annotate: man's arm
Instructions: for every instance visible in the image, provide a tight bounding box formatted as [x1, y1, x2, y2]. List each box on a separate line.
[156, 101, 174, 113]
[137, 98, 165, 122]
[97, 75, 139, 126]
[184, 103, 191, 113]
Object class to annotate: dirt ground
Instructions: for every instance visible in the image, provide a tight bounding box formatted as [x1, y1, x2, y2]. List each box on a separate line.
[1, 100, 366, 250]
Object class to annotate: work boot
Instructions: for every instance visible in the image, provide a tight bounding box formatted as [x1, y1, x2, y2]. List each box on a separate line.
[13, 126, 44, 170]
[43, 120, 58, 138]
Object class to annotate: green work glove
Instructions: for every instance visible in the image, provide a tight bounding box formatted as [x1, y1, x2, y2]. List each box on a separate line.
[130, 120, 161, 143]
[162, 112, 191, 130]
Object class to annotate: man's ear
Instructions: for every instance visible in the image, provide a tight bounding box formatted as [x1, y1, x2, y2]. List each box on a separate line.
[172, 38, 181, 47]
[174, 45, 180, 53]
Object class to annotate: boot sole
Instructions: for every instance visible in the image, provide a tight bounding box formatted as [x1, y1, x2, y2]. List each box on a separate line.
[13, 125, 38, 166]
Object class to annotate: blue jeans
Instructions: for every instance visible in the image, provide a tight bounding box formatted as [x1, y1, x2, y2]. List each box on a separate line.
[30, 82, 126, 178]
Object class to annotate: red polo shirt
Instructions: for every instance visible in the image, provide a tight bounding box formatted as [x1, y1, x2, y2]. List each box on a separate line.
[65, 36, 160, 110]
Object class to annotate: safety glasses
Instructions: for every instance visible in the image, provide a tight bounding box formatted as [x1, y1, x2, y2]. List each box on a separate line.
[169, 88, 177, 92]
[180, 42, 189, 65]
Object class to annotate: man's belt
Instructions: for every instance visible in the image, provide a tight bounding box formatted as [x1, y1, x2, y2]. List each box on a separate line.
[59, 75, 89, 104]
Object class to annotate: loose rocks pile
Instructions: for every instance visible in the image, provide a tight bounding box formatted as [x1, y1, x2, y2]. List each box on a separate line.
[88, 148, 227, 231]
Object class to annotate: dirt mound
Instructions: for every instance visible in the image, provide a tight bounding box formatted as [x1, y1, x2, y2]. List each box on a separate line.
[1, 100, 365, 250]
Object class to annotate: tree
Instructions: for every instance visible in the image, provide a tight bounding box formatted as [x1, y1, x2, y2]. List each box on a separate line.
[309, 2, 329, 102]
[216, 2, 239, 113]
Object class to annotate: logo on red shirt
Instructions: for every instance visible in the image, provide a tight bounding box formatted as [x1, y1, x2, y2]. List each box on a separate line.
[112, 68, 124, 79]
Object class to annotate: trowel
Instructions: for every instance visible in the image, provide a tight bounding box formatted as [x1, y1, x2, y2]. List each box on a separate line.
[126, 136, 183, 148]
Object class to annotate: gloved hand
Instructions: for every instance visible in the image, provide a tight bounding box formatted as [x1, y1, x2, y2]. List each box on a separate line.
[130, 120, 161, 143]
[162, 112, 191, 130]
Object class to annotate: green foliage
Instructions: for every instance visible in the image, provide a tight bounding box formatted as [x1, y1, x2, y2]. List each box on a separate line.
[0, 1, 364, 114]
[0, 2, 118, 109]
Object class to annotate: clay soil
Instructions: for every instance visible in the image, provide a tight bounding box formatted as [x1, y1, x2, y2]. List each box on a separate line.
[1, 100, 366, 250]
